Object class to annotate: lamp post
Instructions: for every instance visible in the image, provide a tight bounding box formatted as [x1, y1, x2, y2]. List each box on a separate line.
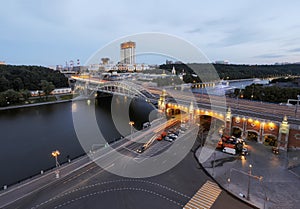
[129, 121, 134, 140]
[51, 150, 60, 178]
[247, 164, 252, 200]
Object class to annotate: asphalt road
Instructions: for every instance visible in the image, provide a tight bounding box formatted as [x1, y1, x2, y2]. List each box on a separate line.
[1, 118, 254, 209]
[5, 146, 254, 209]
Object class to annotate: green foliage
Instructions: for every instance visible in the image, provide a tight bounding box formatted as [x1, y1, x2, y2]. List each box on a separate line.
[40, 80, 55, 97]
[160, 63, 300, 81]
[19, 89, 31, 101]
[234, 84, 300, 103]
[0, 76, 9, 92]
[3, 89, 22, 104]
[0, 93, 7, 106]
[153, 76, 183, 87]
[0, 65, 69, 92]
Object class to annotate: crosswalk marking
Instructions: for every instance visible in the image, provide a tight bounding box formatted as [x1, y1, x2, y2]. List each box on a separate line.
[183, 180, 222, 209]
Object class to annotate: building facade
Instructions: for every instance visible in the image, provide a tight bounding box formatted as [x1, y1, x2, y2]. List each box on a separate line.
[120, 41, 136, 65]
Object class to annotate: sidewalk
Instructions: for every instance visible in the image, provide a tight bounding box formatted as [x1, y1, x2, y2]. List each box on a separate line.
[0, 154, 91, 208]
[196, 140, 300, 209]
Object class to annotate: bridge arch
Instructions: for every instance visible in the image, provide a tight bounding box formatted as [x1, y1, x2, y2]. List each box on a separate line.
[232, 126, 243, 138]
[246, 130, 259, 142]
[75, 79, 155, 100]
[263, 134, 278, 147]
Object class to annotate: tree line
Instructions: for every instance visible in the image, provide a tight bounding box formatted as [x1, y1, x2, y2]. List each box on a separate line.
[232, 84, 300, 103]
[0, 65, 69, 106]
[160, 63, 300, 83]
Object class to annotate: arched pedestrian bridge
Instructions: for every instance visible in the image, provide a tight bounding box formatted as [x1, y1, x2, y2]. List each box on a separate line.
[73, 77, 156, 100]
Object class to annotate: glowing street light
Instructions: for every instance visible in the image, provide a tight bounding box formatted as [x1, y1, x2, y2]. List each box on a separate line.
[129, 121, 135, 140]
[51, 150, 60, 178]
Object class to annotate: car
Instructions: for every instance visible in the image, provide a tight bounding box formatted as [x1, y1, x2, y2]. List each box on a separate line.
[168, 134, 178, 139]
[164, 137, 173, 142]
[272, 147, 279, 155]
[168, 135, 176, 140]
[241, 148, 249, 156]
[222, 147, 236, 155]
[137, 146, 145, 153]
[173, 131, 179, 136]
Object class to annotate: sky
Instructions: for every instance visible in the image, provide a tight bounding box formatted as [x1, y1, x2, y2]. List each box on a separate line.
[1, 0, 300, 66]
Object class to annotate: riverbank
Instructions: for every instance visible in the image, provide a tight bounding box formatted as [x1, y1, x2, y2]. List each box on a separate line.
[0, 99, 73, 111]
[0, 93, 78, 111]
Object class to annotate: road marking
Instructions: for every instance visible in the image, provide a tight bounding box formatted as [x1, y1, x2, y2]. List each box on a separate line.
[32, 179, 190, 208]
[183, 180, 222, 209]
[63, 164, 97, 183]
[53, 187, 184, 209]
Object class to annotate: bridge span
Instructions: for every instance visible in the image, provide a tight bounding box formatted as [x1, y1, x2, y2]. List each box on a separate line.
[72, 76, 300, 151]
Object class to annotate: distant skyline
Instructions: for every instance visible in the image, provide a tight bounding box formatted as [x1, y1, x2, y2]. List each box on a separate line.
[1, 0, 300, 66]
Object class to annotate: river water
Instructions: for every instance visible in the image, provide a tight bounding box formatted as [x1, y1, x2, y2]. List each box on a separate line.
[0, 96, 156, 187]
[191, 78, 269, 95]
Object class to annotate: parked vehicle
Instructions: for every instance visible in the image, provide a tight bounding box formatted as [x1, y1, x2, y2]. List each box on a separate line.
[142, 122, 151, 129]
[168, 134, 178, 140]
[156, 135, 163, 141]
[241, 148, 249, 156]
[161, 131, 167, 138]
[222, 147, 236, 155]
[272, 147, 279, 155]
[164, 137, 173, 142]
[137, 146, 145, 153]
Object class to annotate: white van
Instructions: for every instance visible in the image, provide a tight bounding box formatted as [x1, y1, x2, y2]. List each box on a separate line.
[222, 147, 236, 155]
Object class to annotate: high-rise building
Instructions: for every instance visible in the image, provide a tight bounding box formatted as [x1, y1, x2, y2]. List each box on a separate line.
[120, 41, 136, 64]
[101, 57, 110, 65]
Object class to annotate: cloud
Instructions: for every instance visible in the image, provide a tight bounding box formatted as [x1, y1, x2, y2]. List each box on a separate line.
[288, 48, 300, 53]
[253, 54, 285, 59]
[1, 0, 300, 65]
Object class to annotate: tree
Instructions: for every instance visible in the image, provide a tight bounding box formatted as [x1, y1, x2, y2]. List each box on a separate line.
[0, 65, 69, 92]
[20, 89, 31, 102]
[12, 77, 24, 91]
[0, 76, 9, 92]
[3, 89, 22, 104]
[40, 80, 55, 100]
[0, 93, 7, 106]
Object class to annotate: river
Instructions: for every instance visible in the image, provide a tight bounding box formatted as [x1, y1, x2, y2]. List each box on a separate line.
[191, 78, 269, 95]
[0, 96, 156, 187]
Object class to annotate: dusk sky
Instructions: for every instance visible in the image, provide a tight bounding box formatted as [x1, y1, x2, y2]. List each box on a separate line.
[1, 0, 300, 66]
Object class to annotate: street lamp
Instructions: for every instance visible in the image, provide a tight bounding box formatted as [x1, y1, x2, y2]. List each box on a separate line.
[51, 150, 60, 178]
[247, 164, 252, 200]
[129, 121, 135, 140]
